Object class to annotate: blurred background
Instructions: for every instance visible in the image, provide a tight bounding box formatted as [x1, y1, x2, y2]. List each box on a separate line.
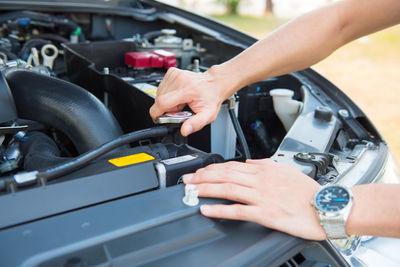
[159, 0, 400, 162]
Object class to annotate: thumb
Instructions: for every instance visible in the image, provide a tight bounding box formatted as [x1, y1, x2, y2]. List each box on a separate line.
[181, 110, 217, 136]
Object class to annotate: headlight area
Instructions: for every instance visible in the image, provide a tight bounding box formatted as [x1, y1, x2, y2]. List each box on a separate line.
[373, 151, 400, 184]
[335, 144, 399, 187]
[331, 147, 400, 266]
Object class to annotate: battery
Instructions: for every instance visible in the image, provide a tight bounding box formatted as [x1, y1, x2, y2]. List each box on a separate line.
[154, 152, 224, 187]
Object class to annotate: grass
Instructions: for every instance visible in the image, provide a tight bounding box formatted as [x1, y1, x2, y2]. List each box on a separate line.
[211, 15, 400, 162]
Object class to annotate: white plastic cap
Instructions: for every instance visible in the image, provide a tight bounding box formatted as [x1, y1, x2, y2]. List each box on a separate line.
[182, 184, 199, 206]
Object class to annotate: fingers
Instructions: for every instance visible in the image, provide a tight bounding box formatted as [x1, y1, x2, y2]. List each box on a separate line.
[185, 170, 254, 187]
[149, 68, 187, 121]
[200, 204, 259, 222]
[183, 162, 260, 187]
[204, 161, 260, 175]
[149, 90, 189, 120]
[149, 67, 223, 135]
[180, 107, 218, 136]
[195, 183, 258, 204]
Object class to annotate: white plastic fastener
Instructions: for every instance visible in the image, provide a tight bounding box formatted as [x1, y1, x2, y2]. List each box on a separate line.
[182, 184, 199, 206]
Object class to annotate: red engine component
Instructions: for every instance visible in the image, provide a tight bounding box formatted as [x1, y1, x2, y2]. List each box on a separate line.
[125, 50, 177, 69]
[152, 49, 177, 69]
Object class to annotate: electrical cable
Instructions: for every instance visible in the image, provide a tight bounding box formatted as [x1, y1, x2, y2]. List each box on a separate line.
[42, 126, 170, 180]
[34, 34, 69, 44]
[228, 107, 251, 159]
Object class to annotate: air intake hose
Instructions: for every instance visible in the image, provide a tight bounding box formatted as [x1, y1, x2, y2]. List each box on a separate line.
[21, 131, 70, 171]
[5, 69, 123, 153]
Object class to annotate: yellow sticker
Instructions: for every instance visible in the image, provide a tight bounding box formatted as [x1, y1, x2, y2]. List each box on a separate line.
[144, 89, 157, 98]
[108, 153, 155, 167]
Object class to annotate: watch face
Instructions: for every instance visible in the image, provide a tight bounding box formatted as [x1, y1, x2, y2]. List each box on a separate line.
[315, 185, 350, 213]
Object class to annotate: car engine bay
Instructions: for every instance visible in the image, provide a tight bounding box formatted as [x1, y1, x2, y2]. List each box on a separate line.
[0, 1, 391, 266]
[0, 3, 384, 227]
[0, 8, 288, 196]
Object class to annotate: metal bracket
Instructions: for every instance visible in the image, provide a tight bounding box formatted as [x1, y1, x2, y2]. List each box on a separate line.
[294, 152, 338, 182]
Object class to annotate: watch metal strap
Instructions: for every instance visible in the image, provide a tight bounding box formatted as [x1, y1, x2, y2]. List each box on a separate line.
[319, 214, 349, 239]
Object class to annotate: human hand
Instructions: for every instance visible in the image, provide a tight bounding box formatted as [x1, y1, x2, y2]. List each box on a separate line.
[149, 66, 233, 136]
[183, 158, 326, 240]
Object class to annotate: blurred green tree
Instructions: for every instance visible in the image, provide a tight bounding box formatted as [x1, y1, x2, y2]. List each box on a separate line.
[217, 0, 241, 14]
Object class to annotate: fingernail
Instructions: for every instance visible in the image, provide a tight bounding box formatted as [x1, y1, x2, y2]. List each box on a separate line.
[200, 205, 211, 214]
[183, 174, 193, 183]
[183, 124, 193, 136]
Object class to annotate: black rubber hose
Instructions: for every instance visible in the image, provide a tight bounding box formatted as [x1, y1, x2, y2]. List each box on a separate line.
[40, 126, 169, 180]
[34, 33, 70, 44]
[228, 108, 251, 159]
[0, 47, 18, 60]
[19, 38, 51, 60]
[21, 132, 70, 171]
[5, 69, 123, 153]
[143, 30, 163, 41]
[0, 127, 170, 191]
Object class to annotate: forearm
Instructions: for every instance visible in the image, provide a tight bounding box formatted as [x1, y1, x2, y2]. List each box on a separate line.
[347, 184, 400, 237]
[211, 0, 400, 100]
[213, 3, 344, 98]
[149, 0, 400, 135]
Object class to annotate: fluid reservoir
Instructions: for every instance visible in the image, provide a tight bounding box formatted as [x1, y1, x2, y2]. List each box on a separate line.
[270, 88, 303, 132]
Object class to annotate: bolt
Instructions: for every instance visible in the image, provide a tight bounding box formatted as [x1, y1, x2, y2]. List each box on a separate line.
[338, 109, 350, 118]
[364, 141, 375, 149]
[297, 152, 312, 160]
[193, 59, 200, 73]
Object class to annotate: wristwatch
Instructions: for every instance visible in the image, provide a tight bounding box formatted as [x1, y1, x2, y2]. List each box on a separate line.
[313, 185, 354, 240]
